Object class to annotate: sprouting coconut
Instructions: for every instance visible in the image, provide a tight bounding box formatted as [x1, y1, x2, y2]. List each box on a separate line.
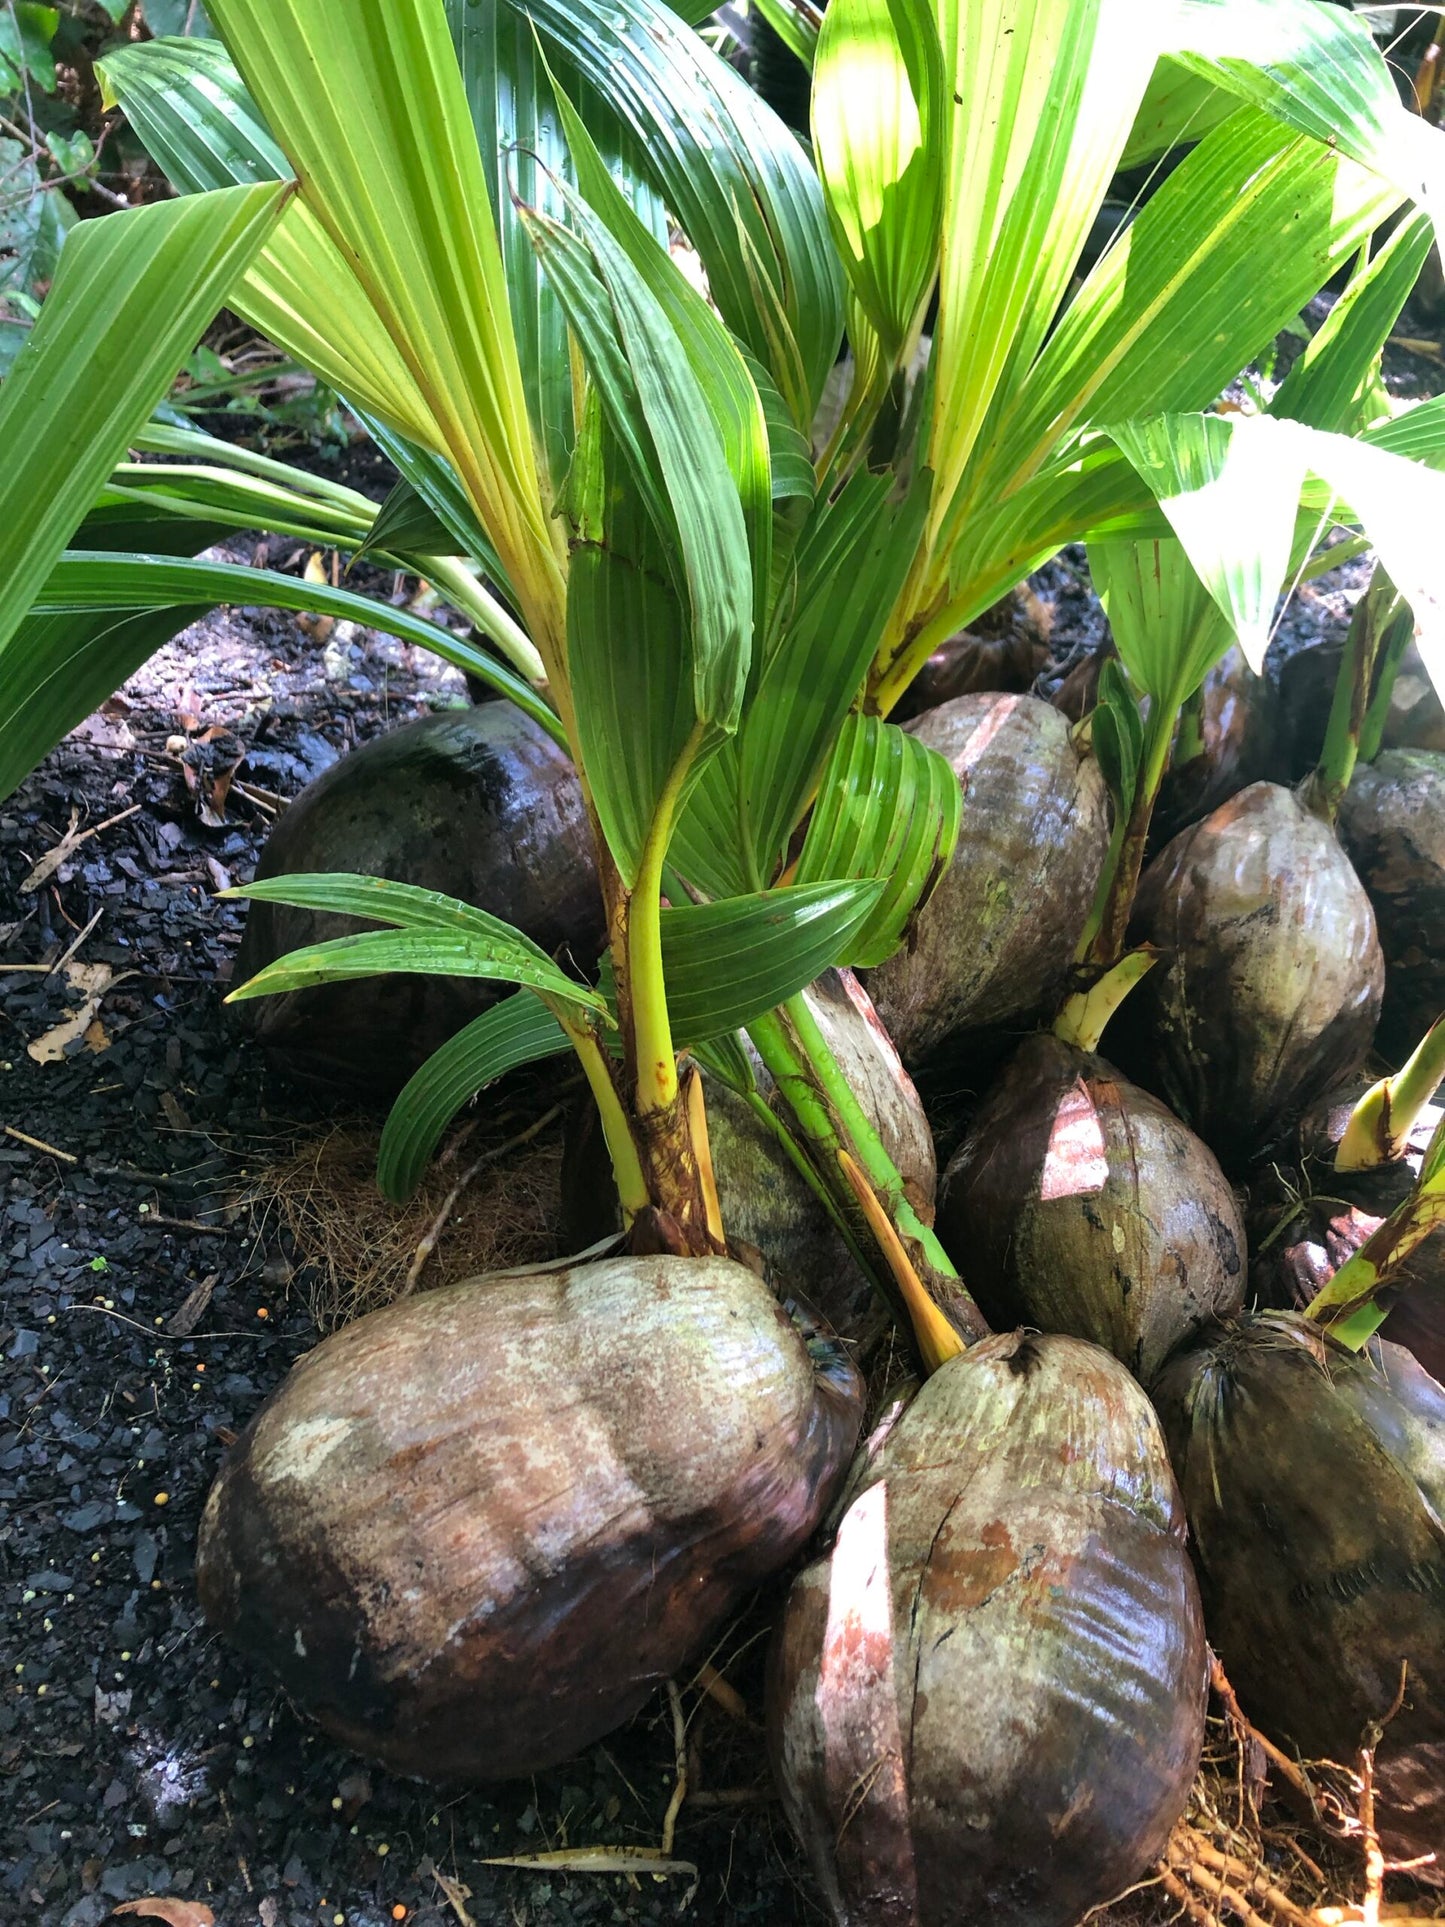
[939, 1022, 1244, 1386]
[1120, 782, 1383, 1170]
[1152, 1311, 1445, 1873]
[769, 1330, 1207, 1927]
[235, 704, 601, 1098]
[865, 694, 1109, 1072]
[1338, 749, 1445, 1059]
[1251, 1019, 1445, 1382]
[563, 970, 936, 1343]
[198, 1252, 863, 1781]
[1153, 646, 1279, 843]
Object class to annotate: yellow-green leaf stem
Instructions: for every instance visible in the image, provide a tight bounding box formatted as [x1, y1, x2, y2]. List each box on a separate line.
[1054, 948, 1157, 1056]
[748, 995, 988, 1356]
[1305, 1114, 1445, 1348]
[629, 722, 709, 1115]
[1337, 1015, 1445, 1173]
[561, 1016, 651, 1222]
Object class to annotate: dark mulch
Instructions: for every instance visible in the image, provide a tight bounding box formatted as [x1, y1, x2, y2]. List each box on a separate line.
[1, 596, 808, 1927]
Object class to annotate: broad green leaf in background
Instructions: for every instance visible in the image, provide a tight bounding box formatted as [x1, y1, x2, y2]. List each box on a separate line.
[1108, 412, 1445, 697]
[202, 0, 568, 671]
[97, 38, 443, 455]
[0, 605, 209, 805]
[0, 179, 287, 676]
[225, 873, 609, 1017]
[753, 0, 822, 69]
[812, 0, 944, 361]
[1118, 55, 1238, 168]
[509, 0, 844, 425]
[793, 714, 962, 967]
[0, 4, 58, 92]
[1090, 538, 1234, 710]
[1166, 0, 1445, 245]
[1107, 413, 1307, 672]
[1364, 392, 1445, 474]
[377, 992, 573, 1201]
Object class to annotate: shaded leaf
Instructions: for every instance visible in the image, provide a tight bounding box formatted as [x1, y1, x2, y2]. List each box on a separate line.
[377, 993, 572, 1202]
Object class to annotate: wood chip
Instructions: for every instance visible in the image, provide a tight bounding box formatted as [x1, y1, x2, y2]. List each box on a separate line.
[166, 1274, 217, 1337]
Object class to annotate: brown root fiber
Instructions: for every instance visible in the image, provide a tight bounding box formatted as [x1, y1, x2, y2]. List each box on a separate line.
[241, 1113, 566, 1331]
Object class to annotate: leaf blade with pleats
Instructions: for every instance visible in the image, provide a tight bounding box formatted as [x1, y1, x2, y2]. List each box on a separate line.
[508, 0, 843, 424]
[223, 874, 608, 1016]
[812, 0, 944, 361]
[519, 191, 753, 747]
[658, 880, 887, 1041]
[97, 38, 439, 450]
[376, 993, 573, 1202]
[793, 714, 961, 967]
[201, 0, 566, 669]
[0, 180, 289, 799]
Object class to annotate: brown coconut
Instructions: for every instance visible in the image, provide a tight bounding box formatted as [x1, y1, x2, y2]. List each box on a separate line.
[1153, 1312, 1445, 1874]
[1121, 781, 1384, 1171]
[234, 704, 601, 1099]
[1338, 749, 1445, 1060]
[769, 1330, 1207, 1927]
[197, 1253, 862, 1783]
[939, 1034, 1245, 1384]
[865, 694, 1110, 1073]
[1153, 647, 1279, 843]
[561, 971, 936, 1343]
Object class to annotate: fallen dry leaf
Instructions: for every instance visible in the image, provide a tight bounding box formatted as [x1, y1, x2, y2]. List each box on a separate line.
[110, 1900, 216, 1926]
[26, 964, 132, 1065]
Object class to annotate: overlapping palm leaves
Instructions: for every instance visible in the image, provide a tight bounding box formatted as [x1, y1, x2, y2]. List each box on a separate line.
[2, 0, 1445, 1267]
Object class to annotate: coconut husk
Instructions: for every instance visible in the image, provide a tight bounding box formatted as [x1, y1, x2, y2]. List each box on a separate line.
[939, 1034, 1245, 1385]
[1120, 782, 1384, 1172]
[198, 1253, 864, 1784]
[234, 703, 602, 1100]
[865, 693, 1110, 1075]
[1338, 751, 1445, 1061]
[1155, 647, 1280, 843]
[1152, 1311, 1445, 1878]
[769, 1331, 1207, 1927]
